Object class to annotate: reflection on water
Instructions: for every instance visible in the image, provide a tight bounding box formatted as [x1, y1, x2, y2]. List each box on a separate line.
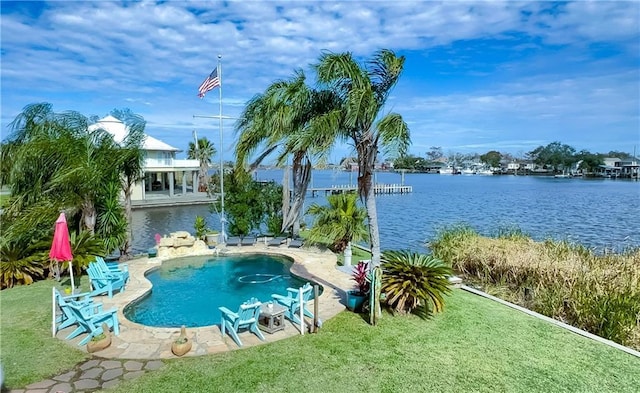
[131, 170, 640, 253]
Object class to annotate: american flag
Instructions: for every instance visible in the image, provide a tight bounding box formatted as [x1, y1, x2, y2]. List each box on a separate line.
[198, 68, 220, 98]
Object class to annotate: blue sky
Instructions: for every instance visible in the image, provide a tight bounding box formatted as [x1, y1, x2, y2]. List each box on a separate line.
[1, 1, 639, 163]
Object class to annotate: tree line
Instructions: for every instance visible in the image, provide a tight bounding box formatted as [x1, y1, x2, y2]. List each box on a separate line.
[392, 142, 635, 173]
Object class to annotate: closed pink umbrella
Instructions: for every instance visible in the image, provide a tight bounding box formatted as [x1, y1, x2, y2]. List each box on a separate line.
[49, 213, 74, 291]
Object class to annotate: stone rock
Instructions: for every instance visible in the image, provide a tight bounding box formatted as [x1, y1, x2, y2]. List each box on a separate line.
[144, 360, 165, 370]
[157, 230, 210, 258]
[74, 379, 100, 390]
[171, 231, 191, 239]
[157, 247, 172, 258]
[102, 368, 124, 381]
[123, 361, 144, 371]
[158, 237, 175, 247]
[193, 240, 208, 251]
[174, 237, 195, 247]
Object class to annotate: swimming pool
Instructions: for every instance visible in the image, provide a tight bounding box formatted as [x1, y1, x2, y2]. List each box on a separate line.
[124, 254, 309, 328]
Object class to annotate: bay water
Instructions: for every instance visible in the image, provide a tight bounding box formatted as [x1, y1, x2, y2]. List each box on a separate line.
[131, 170, 640, 254]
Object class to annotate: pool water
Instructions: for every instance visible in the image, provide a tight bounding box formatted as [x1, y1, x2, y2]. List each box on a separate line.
[124, 254, 308, 327]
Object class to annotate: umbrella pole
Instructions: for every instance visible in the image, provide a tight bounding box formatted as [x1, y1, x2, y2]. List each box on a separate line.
[52, 287, 56, 337]
[69, 262, 75, 294]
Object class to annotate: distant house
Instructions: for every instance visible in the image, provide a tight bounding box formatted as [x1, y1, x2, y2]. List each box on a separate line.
[597, 157, 640, 178]
[596, 157, 622, 178]
[89, 116, 200, 201]
[522, 161, 537, 171]
[620, 158, 639, 179]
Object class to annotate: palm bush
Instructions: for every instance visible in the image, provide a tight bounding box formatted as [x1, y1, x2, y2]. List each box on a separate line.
[69, 230, 106, 273]
[306, 193, 368, 252]
[0, 239, 46, 288]
[381, 250, 452, 319]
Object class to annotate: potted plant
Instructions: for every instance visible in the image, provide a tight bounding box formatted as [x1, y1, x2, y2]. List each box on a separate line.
[86, 323, 112, 353]
[171, 325, 192, 357]
[346, 261, 370, 312]
[205, 230, 219, 246]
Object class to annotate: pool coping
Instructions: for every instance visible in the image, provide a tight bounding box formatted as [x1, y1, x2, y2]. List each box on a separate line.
[56, 244, 354, 359]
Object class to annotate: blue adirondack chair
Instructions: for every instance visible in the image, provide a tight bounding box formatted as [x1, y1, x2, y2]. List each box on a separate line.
[54, 288, 96, 333]
[93, 256, 129, 283]
[65, 302, 119, 346]
[272, 283, 314, 326]
[87, 263, 125, 298]
[219, 297, 265, 347]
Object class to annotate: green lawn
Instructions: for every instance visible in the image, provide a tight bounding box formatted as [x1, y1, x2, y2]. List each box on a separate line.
[336, 244, 371, 266]
[2, 280, 639, 391]
[0, 279, 91, 388]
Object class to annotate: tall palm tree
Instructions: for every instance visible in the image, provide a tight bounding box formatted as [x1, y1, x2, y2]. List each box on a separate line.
[187, 137, 216, 192]
[235, 71, 341, 236]
[108, 111, 146, 256]
[315, 49, 411, 266]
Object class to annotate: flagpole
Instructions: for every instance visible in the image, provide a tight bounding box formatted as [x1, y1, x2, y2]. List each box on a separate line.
[217, 54, 226, 243]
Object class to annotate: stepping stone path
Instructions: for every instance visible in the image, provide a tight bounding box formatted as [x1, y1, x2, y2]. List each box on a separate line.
[9, 358, 164, 393]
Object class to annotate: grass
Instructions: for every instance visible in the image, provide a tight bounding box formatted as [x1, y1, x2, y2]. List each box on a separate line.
[336, 243, 372, 266]
[0, 278, 90, 388]
[430, 225, 640, 350]
[2, 272, 639, 391]
[108, 290, 638, 393]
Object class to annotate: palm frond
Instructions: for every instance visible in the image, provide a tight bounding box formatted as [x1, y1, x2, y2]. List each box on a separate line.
[377, 113, 410, 158]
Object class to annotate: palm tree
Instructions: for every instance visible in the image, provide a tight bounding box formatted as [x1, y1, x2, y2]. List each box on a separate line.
[100, 110, 146, 256]
[6, 103, 114, 234]
[306, 192, 369, 259]
[235, 71, 341, 237]
[4, 103, 144, 257]
[187, 137, 216, 192]
[315, 49, 411, 266]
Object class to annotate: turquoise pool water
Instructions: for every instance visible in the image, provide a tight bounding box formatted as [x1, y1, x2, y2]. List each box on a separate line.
[124, 254, 307, 328]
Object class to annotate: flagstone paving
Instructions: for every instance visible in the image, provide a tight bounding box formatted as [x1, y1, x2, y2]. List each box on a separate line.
[16, 243, 354, 392]
[11, 359, 165, 393]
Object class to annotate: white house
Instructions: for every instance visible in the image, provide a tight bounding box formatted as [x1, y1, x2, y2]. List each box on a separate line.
[597, 157, 639, 178]
[507, 162, 520, 171]
[89, 116, 201, 201]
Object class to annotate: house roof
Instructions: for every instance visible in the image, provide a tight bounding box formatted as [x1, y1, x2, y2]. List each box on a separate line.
[88, 116, 181, 152]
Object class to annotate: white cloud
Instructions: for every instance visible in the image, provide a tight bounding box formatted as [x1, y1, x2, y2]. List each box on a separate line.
[1, 1, 638, 159]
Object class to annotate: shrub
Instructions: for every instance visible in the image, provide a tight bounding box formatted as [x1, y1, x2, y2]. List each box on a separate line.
[381, 250, 452, 319]
[0, 240, 46, 288]
[306, 193, 368, 252]
[351, 260, 370, 295]
[430, 226, 640, 350]
[194, 215, 208, 240]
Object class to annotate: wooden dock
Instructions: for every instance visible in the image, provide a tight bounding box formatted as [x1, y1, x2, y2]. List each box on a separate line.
[308, 184, 412, 197]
